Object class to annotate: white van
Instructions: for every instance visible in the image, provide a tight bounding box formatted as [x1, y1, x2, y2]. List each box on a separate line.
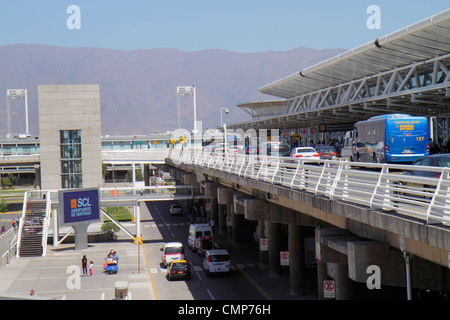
[188, 224, 212, 252]
[161, 242, 185, 267]
[203, 249, 231, 275]
[340, 130, 354, 161]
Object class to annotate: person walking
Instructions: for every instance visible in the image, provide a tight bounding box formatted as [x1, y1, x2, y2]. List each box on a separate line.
[81, 255, 88, 276]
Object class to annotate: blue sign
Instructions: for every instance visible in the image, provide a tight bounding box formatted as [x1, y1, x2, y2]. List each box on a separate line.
[62, 189, 100, 224]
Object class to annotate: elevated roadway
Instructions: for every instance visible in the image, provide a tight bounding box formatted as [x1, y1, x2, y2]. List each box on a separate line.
[167, 149, 450, 299]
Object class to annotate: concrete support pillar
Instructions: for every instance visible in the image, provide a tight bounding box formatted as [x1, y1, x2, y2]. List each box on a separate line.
[34, 165, 41, 189]
[232, 193, 245, 245]
[217, 204, 226, 235]
[317, 260, 327, 300]
[232, 207, 243, 245]
[267, 221, 282, 276]
[289, 224, 306, 295]
[204, 181, 218, 233]
[226, 203, 232, 242]
[217, 187, 233, 242]
[259, 220, 268, 268]
[144, 164, 149, 187]
[335, 263, 353, 300]
[209, 198, 218, 235]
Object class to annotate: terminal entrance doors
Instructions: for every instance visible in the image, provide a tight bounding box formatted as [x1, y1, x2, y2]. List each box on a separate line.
[433, 115, 450, 151]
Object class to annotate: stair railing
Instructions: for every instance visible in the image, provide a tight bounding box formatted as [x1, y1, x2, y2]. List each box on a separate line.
[16, 191, 29, 258]
[41, 191, 52, 257]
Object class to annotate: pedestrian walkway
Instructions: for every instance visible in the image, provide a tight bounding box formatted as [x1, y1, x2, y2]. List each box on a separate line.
[0, 229, 153, 300]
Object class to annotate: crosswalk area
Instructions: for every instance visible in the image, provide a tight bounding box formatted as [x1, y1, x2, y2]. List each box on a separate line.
[144, 222, 190, 228]
[149, 262, 258, 274]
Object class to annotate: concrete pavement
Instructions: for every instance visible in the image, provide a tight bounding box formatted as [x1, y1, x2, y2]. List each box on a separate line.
[0, 203, 316, 300]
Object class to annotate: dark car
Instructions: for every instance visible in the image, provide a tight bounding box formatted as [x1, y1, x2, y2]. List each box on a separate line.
[167, 260, 191, 281]
[316, 146, 338, 159]
[396, 154, 450, 200]
[261, 142, 291, 157]
[403, 154, 450, 178]
[198, 236, 215, 256]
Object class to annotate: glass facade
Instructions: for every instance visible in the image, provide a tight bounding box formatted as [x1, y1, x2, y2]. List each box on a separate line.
[60, 130, 82, 189]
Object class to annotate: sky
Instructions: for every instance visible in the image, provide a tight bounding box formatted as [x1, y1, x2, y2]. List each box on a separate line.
[0, 1, 449, 52]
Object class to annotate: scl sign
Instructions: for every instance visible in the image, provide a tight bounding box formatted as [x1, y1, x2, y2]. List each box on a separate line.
[59, 188, 100, 225]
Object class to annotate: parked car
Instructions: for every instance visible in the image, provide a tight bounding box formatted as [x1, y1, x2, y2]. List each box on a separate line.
[316, 146, 338, 160]
[169, 204, 183, 215]
[290, 147, 320, 159]
[166, 260, 191, 281]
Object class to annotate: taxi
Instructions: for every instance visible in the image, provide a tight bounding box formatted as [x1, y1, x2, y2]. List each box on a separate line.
[167, 260, 191, 281]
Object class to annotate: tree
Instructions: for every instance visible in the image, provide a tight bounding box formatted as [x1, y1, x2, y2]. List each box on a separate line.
[125, 168, 143, 182]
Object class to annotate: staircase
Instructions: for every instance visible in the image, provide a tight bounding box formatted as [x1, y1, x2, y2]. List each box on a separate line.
[19, 200, 47, 257]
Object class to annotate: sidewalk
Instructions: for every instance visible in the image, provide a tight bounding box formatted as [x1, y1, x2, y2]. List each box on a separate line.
[0, 227, 153, 300]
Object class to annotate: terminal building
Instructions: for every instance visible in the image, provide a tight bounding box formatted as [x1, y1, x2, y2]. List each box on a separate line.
[1, 9, 449, 190]
[232, 9, 450, 147]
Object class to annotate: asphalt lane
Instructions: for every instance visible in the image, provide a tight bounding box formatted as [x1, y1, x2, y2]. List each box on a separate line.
[142, 201, 269, 300]
[0, 200, 307, 301]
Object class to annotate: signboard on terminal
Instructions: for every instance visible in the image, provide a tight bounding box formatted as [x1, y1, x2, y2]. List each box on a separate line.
[59, 188, 100, 225]
[319, 122, 355, 132]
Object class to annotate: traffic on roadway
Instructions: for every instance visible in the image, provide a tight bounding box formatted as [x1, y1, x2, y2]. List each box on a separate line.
[142, 200, 302, 300]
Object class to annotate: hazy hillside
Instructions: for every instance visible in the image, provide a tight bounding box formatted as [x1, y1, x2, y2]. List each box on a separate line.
[0, 44, 345, 135]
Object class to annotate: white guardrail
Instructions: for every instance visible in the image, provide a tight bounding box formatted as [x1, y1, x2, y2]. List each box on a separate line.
[169, 149, 450, 226]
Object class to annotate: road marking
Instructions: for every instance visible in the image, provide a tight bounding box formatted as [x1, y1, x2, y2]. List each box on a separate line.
[140, 244, 158, 300]
[206, 289, 215, 300]
[101, 292, 105, 300]
[238, 268, 272, 300]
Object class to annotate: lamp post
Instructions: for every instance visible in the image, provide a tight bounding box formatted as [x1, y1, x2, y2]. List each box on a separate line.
[221, 108, 230, 153]
[220, 107, 229, 127]
[176, 85, 197, 132]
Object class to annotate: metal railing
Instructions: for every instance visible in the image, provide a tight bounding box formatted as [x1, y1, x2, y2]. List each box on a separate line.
[169, 149, 450, 225]
[0, 228, 17, 265]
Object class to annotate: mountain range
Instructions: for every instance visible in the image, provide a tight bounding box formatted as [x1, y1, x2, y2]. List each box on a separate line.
[0, 44, 345, 136]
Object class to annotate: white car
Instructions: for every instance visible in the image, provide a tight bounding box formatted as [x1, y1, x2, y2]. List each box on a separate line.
[203, 249, 231, 275]
[161, 242, 185, 267]
[290, 147, 320, 159]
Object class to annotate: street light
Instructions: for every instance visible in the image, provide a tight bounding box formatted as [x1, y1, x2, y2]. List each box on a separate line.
[220, 108, 230, 151]
[220, 107, 229, 126]
[176, 85, 197, 132]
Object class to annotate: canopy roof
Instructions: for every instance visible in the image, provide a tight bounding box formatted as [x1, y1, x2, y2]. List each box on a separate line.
[259, 9, 450, 99]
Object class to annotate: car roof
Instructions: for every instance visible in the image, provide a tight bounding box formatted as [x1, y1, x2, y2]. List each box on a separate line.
[206, 249, 229, 255]
[415, 154, 450, 161]
[170, 260, 188, 264]
[165, 242, 183, 247]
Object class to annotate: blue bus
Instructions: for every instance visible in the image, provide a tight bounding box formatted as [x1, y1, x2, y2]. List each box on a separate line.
[353, 114, 430, 163]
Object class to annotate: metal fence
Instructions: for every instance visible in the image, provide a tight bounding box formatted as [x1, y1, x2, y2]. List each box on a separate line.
[169, 149, 450, 226]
